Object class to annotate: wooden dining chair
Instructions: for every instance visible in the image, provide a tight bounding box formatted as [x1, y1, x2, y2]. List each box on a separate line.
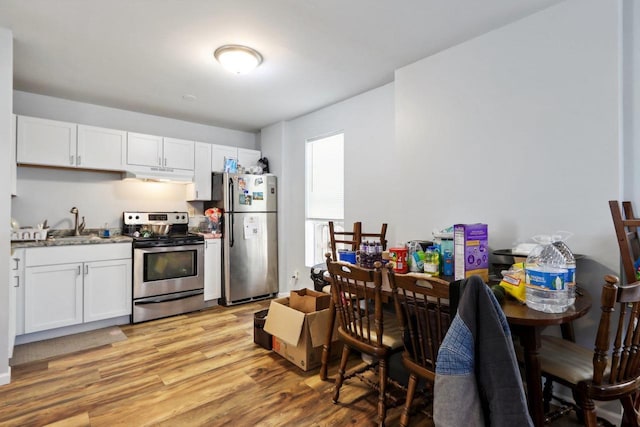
[537, 275, 640, 426]
[387, 269, 452, 427]
[328, 221, 362, 262]
[361, 223, 388, 250]
[325, 255, 403, 427]
[609, 200, 640, 285]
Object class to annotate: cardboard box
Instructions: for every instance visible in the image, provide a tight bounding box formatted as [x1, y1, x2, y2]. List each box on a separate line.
[290, 288, 331, 313]
[264, 297, 340, 371]
[454, 223, 489, 281]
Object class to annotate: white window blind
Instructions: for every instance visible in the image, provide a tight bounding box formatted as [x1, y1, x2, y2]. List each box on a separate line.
[305, 132, 344, 266]
[306, 133, 344, 220]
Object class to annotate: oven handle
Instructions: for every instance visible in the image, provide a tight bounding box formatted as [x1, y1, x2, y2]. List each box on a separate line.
[133, 242, 204, 250]
[134, 289, 204, 305]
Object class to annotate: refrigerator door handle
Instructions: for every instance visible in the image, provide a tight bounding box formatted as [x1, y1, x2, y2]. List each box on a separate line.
[229, 177, 235, 247]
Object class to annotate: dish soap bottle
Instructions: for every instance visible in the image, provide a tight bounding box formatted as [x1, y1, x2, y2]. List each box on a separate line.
[423, 246, 440, 277]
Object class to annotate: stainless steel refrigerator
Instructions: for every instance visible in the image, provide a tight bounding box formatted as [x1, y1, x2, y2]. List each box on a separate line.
[208, 173, 278, 305]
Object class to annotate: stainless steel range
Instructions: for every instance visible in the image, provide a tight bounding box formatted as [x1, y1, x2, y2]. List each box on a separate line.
[124, 211, 205, 323]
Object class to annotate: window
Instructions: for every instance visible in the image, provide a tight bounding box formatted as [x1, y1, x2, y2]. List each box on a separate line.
[305, 132, 344, 266]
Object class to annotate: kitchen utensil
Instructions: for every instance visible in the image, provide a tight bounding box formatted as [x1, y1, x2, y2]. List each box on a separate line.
[150, 224, 170, 235]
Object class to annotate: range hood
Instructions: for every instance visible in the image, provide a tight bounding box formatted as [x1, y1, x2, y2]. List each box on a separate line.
[123, 166, 194, 183]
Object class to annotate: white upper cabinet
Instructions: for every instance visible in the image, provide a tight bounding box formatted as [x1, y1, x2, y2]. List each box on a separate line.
[238, 148, 261, 169]
[163, 137, 195, 170]
[187, 142, 212, 201]
[211, 144, 239, 172]
[126, 132, 164, 167]
[10, 114, 16, 196]
[77, 125, 127, 171]
[127, 133, 195, 171]
[17, 116, 127, 172]
[17, 115, 77, 167]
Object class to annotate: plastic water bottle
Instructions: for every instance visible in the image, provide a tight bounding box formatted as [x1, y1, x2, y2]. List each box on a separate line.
[525, 236, 569, 313]
[553, 239, 576, 305]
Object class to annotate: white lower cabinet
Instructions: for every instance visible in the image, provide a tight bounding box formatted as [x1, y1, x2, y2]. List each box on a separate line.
[204, 238, 221, 301]
[24, 244, 132, 334]
[84, 259, 132, 323]
[25, 263, 84, 333]
[9, 248, 25, 357]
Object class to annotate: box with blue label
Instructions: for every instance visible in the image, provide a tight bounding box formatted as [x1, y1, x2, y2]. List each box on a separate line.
[454, 223, 489, 281]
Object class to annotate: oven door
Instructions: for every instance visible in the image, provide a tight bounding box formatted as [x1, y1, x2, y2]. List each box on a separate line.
[133, 243, 204, 299]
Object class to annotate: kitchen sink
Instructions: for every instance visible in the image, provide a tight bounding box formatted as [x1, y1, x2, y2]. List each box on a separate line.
[50, 235, 104, 241]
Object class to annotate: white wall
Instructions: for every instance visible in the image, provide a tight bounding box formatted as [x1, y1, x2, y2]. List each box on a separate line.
[0, 27, 12, 385]
[271, 82, 395, 291]
[395, 0, 620, 344]
[260, 121, 287, 292]
[271, 0, 624, 347]
[623, 0, 640, 201]
[11, 92, 259, 230]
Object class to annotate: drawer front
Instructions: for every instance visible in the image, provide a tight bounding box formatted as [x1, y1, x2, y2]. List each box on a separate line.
[26, 243, 131, 267]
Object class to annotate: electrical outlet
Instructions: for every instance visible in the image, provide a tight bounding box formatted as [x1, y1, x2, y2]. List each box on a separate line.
[292, 270, 299, 280]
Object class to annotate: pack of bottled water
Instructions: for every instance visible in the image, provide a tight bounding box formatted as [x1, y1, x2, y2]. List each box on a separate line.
[524, 233, 576, 313]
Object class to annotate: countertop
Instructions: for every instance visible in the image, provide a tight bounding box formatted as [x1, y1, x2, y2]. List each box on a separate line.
[11, 234, 133, 248]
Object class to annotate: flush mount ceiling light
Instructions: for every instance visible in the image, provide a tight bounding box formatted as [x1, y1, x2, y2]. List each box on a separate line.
[214, 45, 263, 74]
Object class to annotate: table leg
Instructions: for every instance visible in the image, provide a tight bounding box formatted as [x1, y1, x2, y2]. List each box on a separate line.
[560, 323, 575, 342]
[515, 325, 544, 427]
[319, 290, 336, 381]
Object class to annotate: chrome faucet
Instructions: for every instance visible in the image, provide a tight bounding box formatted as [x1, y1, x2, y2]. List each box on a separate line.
[70, 207, 86, 236]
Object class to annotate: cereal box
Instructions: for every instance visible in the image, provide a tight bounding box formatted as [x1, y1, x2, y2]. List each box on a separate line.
[454, 223, 489, 281]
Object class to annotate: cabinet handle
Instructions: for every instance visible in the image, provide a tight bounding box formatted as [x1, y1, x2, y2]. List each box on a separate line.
[84, 264, 89, 275]
[158, 156, 162, 166]
[164, 157, 167, 167]
[13, 276, 19, 288]
[12, 258, 20, 270]
[196, 190, 199, 199]
[77, 265, 82, 275]
[70, 155, 75, 165]
[77, 155, 81, 165]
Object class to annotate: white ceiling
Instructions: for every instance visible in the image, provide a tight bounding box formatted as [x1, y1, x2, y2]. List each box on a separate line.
[0, 0, 562, 133]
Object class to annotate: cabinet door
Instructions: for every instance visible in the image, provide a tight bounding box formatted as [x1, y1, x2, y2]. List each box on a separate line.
[163, 137, 195, 170]
[84, 259, 132, 322]
[237, 148, 261, 169]
[9, 248, 25, 356]
[77, 125, 127, 171]
[10, 114, 16, 196]
[17, 115, 77, 167]
[127, 132, 163, 167]
[187, 142, 212, 201]
[204, 239, 222, 301]
[211, 144, 238, 172]
[25, 263, 83, 333]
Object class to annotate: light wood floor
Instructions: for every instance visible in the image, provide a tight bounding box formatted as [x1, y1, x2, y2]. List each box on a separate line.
[0, 301, 434, 427]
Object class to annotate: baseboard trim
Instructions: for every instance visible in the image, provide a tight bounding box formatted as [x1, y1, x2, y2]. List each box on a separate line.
[0, 367, 11, 386]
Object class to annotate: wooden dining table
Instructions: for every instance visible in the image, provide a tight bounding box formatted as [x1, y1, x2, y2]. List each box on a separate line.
[319, 272, 592, 427]
[502, 288, 592, 427]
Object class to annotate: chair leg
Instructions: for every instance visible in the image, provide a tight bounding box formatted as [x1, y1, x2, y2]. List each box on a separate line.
[377, 357, 388, 427]
[333, 345, 351, 404]
[578, 395, 598, 427]
[620, 394, 640, 427]
[543, 376, 553, 413]
[400, 373, 418, 427]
